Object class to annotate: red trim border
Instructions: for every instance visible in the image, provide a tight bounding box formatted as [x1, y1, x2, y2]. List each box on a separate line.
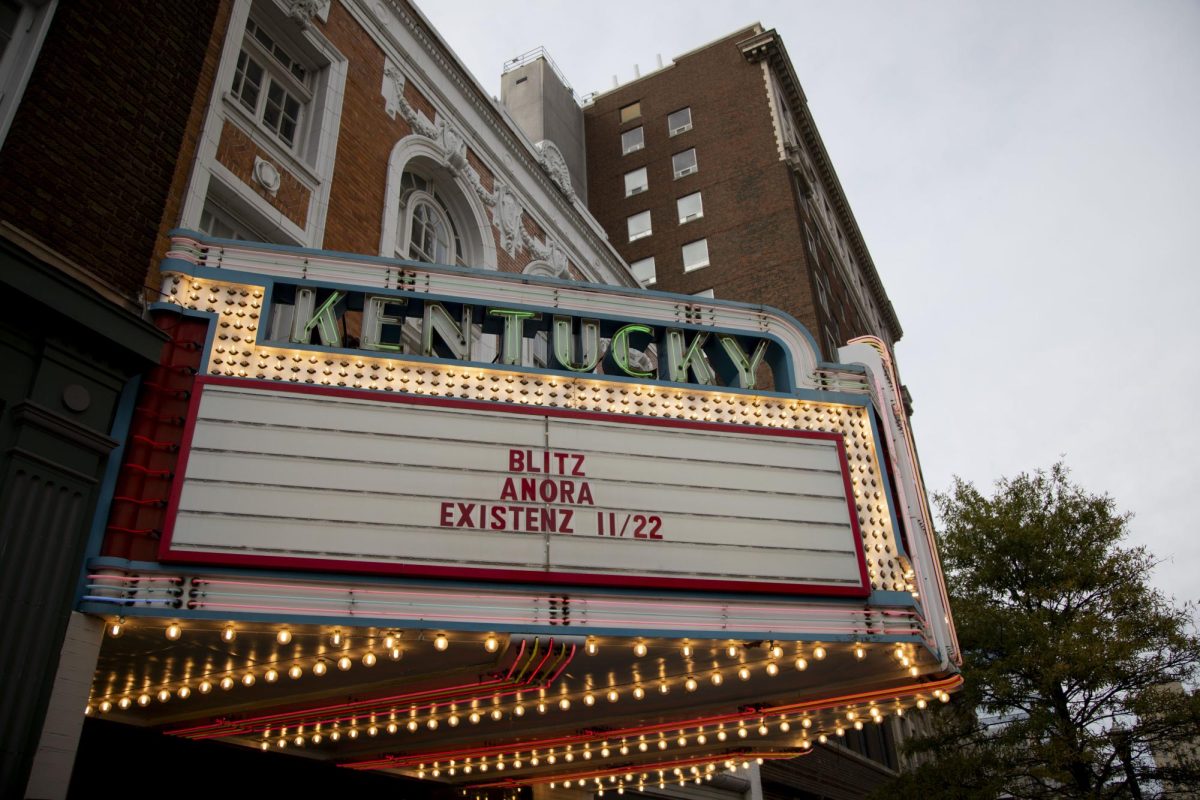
[158, 377, 871, 598]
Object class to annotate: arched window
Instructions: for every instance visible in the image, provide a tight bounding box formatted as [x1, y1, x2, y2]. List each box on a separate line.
[398, 170, 465, 266]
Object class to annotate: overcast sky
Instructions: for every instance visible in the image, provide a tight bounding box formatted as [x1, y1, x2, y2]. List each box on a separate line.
[417, 1, 1200, 605]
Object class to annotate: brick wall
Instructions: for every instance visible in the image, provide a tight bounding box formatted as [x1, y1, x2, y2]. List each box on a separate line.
[215, 120, 312, 226]
[585, 28, 838, 356]
[0, 0, 224, 301]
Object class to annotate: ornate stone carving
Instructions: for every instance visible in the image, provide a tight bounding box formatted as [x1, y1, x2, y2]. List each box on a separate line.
[252, 156, 281, 195]
[382, 60, 438, 137]
[548, 240, 570, 277]
[441, 124, 468, 174]
[492, 183, 523, 258]
[534, 140, 576, 203]
[282, 0, 329, 26]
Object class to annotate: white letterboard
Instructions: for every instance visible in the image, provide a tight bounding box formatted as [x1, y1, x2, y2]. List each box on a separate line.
[162, 382, 868, 595]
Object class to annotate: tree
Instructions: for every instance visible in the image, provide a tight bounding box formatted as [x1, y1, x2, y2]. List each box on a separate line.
[875, 463, 1200, 799]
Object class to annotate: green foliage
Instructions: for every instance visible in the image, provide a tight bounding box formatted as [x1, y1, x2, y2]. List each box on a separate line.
[875, 464, 1200, 799]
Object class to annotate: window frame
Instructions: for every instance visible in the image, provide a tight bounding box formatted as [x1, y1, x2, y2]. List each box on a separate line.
[621, 126, 644, 156]
[624, 166, 648, 197]
[681, 238, 709, 272]
[672, 148, 698, 179]
[619, 101, 641, 123]
[231, 16, 313, 152]
[630, 256, 656, 286]
[627, 210, 652, 242]
[677, 191, 703, 224]
[667, 107, 693, 136]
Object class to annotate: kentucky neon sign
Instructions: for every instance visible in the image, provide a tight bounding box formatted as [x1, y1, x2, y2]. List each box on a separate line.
[270, 283, 787, 392]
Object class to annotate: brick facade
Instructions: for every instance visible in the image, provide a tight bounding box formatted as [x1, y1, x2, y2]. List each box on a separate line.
[215, 120, 312, 226]
[584, 27, 888, 360]
[0, 0, 224, 301]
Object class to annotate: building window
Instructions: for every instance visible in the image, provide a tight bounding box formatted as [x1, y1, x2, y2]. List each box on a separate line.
[692, 288, 714, 299]
[682, 238, 709, 271]
[619, 101, 641, 123]
[672, 148, 698, 179]
[231, 16, 312, 149]
[621, 126, 644, 155]
[624, 166, 648, 197]
[814, 269, 830, 314]
[667, 107, 692, 136]
[399, 170, 465, 266]
[677, 191, 703, 223]
[630, 256, 656, 286]
[627, 210, 652, 242]
[199, 200, 265, 241]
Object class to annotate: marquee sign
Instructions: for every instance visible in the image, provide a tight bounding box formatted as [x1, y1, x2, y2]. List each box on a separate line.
[161, 379, 870, 595]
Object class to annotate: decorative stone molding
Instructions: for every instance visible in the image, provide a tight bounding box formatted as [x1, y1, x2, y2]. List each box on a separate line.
[441, 124, 468, 174]
[492, 183, 524, 258]
[283, 0, 330, 26]
[382, 60, 438, 137]
[252, 156, 282, 195]
[534, 140, 576, 203]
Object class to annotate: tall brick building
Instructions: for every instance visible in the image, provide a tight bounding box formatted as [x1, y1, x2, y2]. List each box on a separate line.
[580, 26, 903, 364]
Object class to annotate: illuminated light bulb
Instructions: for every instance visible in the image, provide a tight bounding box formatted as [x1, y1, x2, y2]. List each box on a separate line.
[221, 625, 236, 642]
[362, 651, 377, 667]
[677, 736, 687, 747]
[717, 730, 727, 742]
[447, 713, 461, 727]
[337, 656, 352, 671]
[940, 692, 951, 703]
[288, 665, 303, 680]
[711, 671, 724, 686]
[368, 724, 379, 736]
[607, 690, 619, 703]
[639, 741, 649, 752]
[513, 705, 524, 717]
[685, 677, 698, 692]
[383, 634, 397, 649]
[726, 645, 739, 658]
[681, 644, 693, 657]
[916, 698, 928, 710]
[330, 629, 343, 646]
[263, 668, 278, 683]
[312, 660, 328, 677]
[117, 697, 132, 710]
[854, 720, 864, 730]
[658, 739, 668, 750]
[484, 635, 499, 653]
[854, 644, 866, 660]
[600, 748, 610, 758]
[738, 727, 748, 739]
[348, 728, 360, 739]
[796, 655, 810, 671]
[108, 618, 124, 638]
[427, 718, 439, 730]
[433, 634, 449, 651]
[260, 741, 269, 751]
[737, 666, 751, 681]
[277, 629, 293, 645]
[559, 698, 571, 711]
[633, 686, 645, 700]
[491, 708, 503, 721]
[766, 662, 780, 676]
[137, 693, 152, 707]
[156, 689, 171, 703]
[330, 730, 341, 742]
[633, 642, 648, 657]
[910, 665, 920, 677]
[242, 673, 256, 687]
[198, 680, 212, 694]
[165, 623, 182, 641]
[758, 724, 768, 736]
[695, 735, 706, 745]
[99, 700, 113, 713]
[219, 677, 234, 691]
[390, 646, 403, 661]
[586, 638, 599, 655]
[780, 721, 791, 732]
[770, 645, 784, 659]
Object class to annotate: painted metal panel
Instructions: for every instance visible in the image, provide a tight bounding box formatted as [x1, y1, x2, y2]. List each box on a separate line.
[162, 382, 868, 595]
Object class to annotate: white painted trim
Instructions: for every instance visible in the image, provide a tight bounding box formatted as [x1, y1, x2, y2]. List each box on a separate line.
[0, 0, 59, 152]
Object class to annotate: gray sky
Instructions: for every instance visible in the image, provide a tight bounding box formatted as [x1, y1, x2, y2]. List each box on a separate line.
[418, 1, 1200, 605]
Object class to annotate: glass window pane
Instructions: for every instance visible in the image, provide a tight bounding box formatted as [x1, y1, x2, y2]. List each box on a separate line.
[677, 191, 703, 223]
[682, 238, 709, 271]
[621, 127, 644, 155]
[627, 210, 652, 242]
[630, 257, 656, 285]
[667, 107, 692, 135]
[672, 148, 697, 178]
[620, 101, 641, 123]
[624, 167, 648, 197]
